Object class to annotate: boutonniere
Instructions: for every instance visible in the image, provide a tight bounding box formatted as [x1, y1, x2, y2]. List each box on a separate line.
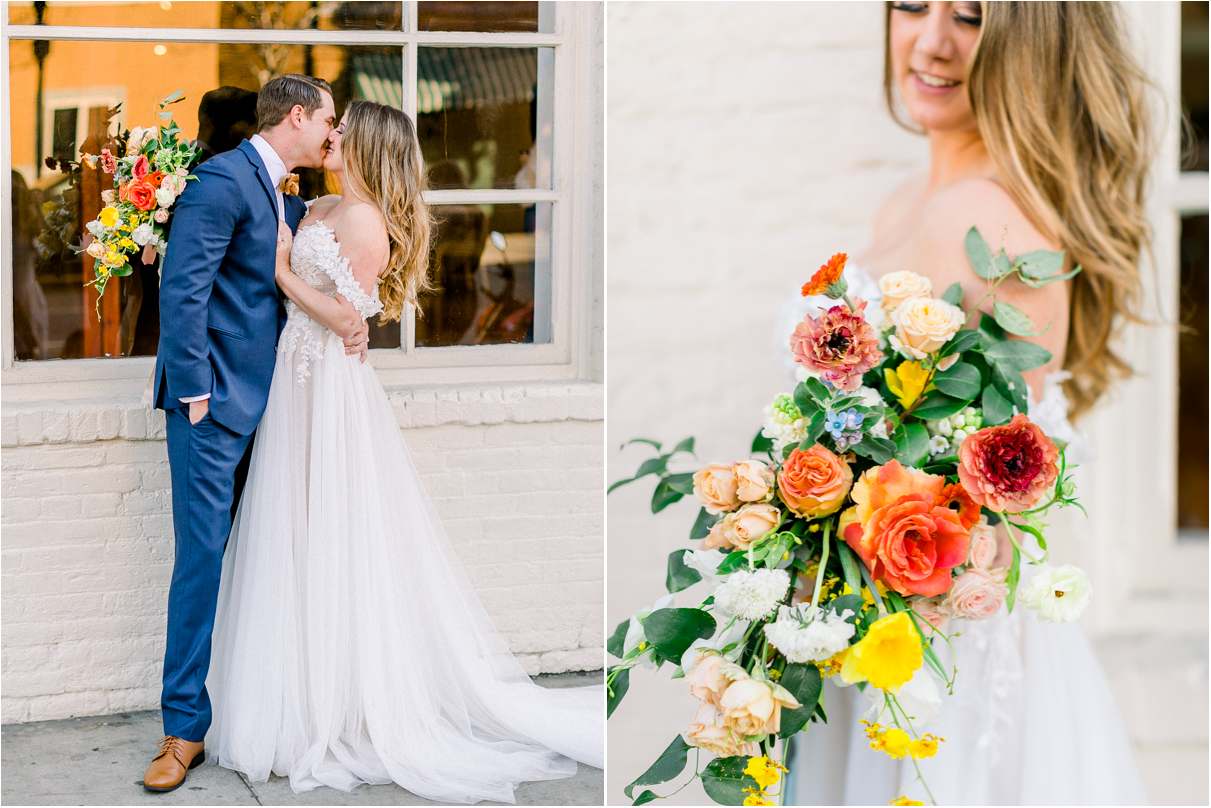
[279, 173, 299, 196]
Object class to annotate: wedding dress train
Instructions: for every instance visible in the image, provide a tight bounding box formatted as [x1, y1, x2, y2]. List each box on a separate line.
[774, 265, 1148, 805]
[204, 221, 603, 803]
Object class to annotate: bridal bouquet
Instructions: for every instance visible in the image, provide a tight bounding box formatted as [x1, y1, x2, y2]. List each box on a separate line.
[608, 230, 1087, 807]
[79, 90, 198, 313]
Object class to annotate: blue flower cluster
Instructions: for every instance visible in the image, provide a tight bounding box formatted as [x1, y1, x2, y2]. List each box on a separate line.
[825, 408, 864, 450]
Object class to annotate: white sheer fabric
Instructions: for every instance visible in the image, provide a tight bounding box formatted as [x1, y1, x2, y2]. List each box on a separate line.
[205, 223, 604, 803]
[776, 265, 1147, 805]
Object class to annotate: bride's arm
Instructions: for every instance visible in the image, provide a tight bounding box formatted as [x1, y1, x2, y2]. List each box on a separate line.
[274, 220, 379, 341]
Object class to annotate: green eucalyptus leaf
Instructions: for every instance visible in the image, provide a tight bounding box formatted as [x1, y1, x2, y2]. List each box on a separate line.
[607, 617, 630, 659]
[624, 736, 693, 799]
[940, 328, 982, 357]
[777, 664, 824, 738]
[701, 756, 761, 805]
[1014, 248, 1065, 279]
[983, 339, 1052, 372]
[991, 362, 1028, 414]
[993, 300, 1049, 337]
[651, 477, 686, 514]
[932, 361, 981, 400]
[965, 226, 996, 279]
[993, 253, 1013, 278]
[608, 665, 630, 718]
[941, 282, 964, 306]
[641, 608, 717, 665]
[1021, 266, 1082, 288]
[981, 385, 1013, 426]
[805, 377, 831, 403]
[893, 422, 930, 468]
[666, 549, 703, 593]
[804, 410, 827, 446]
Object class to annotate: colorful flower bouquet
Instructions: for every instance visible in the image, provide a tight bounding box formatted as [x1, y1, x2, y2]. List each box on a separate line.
[79, 90, 198, 315]
[608, 229, 1088, 806]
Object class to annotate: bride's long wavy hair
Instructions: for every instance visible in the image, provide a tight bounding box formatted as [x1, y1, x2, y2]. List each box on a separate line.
[883, 1, 1155, 420]
[339, 100, 433, 322]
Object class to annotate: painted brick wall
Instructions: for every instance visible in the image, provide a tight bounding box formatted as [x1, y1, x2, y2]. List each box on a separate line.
[604, 2, 1205, 805]
[1, 382, 603, 725]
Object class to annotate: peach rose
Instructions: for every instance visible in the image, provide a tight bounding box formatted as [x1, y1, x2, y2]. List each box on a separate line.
[966, 516, 998, 569]
[841, 461, 970, 597]
[85, 240, 106, 259]
[718, 677, 801, 737]
[686, 651, 745, 707]
[685, 703, 761, 758]
[777, 444, 853, 519]
[879, 270, 933, 312]
[958, 414, 1061, 514]
[702, 520, 730, 551]
[910, 596, 950, 637]
[943, 567, 1007, 620]
[720, 503, 781, 550]
[734, 460, 774, 503]
[889, 297, 965, 360]
[693, 463, 740, 515]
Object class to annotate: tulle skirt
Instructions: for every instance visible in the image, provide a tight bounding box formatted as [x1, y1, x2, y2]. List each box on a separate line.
[787, 604, 1148, 805]
[204, 325, 604, 803]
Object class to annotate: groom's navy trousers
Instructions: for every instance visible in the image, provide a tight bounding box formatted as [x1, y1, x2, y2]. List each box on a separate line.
[154, 139, 304, 742]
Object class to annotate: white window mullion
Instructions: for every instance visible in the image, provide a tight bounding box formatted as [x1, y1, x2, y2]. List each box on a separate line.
[402, 34, 419, 355]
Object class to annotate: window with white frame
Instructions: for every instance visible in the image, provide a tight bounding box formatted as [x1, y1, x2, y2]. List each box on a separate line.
[3, 1, 595, 388]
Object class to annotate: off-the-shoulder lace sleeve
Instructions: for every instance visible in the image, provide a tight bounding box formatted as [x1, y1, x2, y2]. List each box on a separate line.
[324, 255, 384, 321]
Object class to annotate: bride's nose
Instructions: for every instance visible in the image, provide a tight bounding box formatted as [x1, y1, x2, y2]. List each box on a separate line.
[914, 6, 960, 63]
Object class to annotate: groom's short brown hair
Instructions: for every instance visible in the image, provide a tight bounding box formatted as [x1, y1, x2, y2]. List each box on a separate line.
[256, 74, 333, 132]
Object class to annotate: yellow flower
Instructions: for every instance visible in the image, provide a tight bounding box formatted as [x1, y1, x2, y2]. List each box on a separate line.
[743, 756, 785, 791]
[906, 734, 945, 759]
[99, 207, 120, 228]
[743, 790, 774, 806]
[818, 647, 848, 678]
[839, 581, 888, 608]
[890, 797, 924, 806]
[840, 611, 922, 692]
[870, 727, 911, 758]
[118, 238, 137, 250]
[884, 360, 935, 409]
[42, 201, 58, 215]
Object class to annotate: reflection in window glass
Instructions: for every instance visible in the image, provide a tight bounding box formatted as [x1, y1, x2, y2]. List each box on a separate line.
[7, 1, 401, 31]
[1181, 1, 1208, 171]
[1177, 214, 1209, 536]
[417, 47, 553, 191]
[417, 1, 540, 33]
[414, 202, 551, 347]
[9, 38, 401, 361]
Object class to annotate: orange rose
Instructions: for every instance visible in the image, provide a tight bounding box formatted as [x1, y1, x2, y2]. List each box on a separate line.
[121, 181, 157, 211]
[777, 444, 853, 519]
[841, 461, 970, 597]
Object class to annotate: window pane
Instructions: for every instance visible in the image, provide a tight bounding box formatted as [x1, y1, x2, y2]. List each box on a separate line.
[417, 1, 542, 33]
[1181, 1, 1208, 171]
[418, 46, 553, 191]
[418, 202, 551, 347]
[9, 38, 402, 361]
[7, 1, 402, 31]
[1178, 214, 1209, 537]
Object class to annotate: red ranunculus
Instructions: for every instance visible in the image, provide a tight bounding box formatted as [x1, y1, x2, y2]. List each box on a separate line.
[789, 298, 883, 391]
[100, 149, 117, 174]
[958, 414, 1060, 513]
[132, 155, 150, 182]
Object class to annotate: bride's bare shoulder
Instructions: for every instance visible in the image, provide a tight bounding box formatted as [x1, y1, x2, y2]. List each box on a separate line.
[914, 177, 1060, 259]
[872, 174, 929, 242]
[336, 202, 390, 279]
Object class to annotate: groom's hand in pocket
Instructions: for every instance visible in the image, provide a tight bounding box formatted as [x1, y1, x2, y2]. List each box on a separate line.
[188, 399, 209, 425]
[343, 320, 369, 363]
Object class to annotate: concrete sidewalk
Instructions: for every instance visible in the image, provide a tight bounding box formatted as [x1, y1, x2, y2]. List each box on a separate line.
[1, 672, 603, 807]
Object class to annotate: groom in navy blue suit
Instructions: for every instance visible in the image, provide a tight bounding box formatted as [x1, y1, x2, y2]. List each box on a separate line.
[145, 75, 366, 792]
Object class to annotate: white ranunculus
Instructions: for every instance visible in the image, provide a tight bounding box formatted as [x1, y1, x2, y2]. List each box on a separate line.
[155, 188, 177, 208]
[131, 222, 155, 246]
[714, 568, 790, 621]
[763, 604, 855, 664]
[1018, 563, 1092, 623]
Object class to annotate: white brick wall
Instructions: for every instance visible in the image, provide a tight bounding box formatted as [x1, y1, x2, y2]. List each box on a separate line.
[1, 382, 604, 725]
[605, 2, 1205, 805]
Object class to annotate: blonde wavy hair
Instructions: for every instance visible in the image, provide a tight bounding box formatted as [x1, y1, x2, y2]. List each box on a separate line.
[883, 1, 1155, 420]
[339, 100, 433, 322]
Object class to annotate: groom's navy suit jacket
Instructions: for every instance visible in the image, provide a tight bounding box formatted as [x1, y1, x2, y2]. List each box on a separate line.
[154, 138, 305, 436]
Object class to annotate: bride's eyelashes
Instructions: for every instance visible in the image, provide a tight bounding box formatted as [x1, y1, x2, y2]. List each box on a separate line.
[890, 2, 982, 27]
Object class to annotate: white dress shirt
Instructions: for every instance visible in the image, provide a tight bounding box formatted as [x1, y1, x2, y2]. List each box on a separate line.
[179, 134, 290, 405]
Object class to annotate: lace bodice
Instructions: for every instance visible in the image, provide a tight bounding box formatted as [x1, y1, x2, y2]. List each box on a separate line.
[773, 263, 1093, 462]
[279, 221, 384, 384]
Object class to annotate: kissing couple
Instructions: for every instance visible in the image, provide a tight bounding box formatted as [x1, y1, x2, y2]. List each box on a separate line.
[145, 74, 603, 802]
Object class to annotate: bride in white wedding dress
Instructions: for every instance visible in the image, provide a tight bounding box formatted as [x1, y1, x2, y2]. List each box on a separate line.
[776, 2, 1153, 804]
[203, 100, 603, 803]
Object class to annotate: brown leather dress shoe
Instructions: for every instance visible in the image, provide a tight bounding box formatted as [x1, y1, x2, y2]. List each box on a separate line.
[143, 735, 205, 792]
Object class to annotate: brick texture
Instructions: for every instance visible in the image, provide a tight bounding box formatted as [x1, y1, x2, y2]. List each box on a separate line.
[1, 383, 603, 724]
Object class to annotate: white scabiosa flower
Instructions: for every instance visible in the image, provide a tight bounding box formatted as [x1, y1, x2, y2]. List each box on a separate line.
[715, 568, 790, 621]
[763, 604, 855, 663]
[1018, 564, 1092, 623]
